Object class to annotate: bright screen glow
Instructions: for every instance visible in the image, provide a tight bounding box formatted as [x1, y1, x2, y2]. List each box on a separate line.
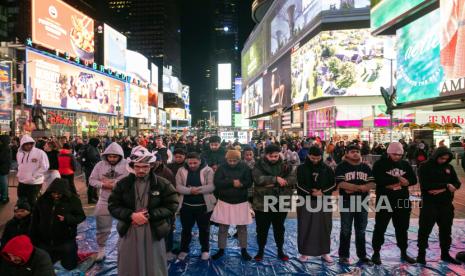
[218, 63, 232, 90]
[218, 100, 232, 126]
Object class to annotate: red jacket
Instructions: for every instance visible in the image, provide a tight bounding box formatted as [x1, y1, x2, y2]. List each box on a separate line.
[58, 149, 75, 176]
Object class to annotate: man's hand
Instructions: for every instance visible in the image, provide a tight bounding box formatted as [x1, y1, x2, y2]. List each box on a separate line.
[386, 183, 402, 191]
[233, 179, 242, 188]
[191, 187, 202, 195]
[447, 184, 457, 193]
[359, 185, 371, 193]
[428, 188, 447, 195]
[276, 176, 288, 187]
[311, 189, 323, 196]
[131, 211, 149, 226]
[102, 179, 115, 190]
[57, 215, 65, 222]
[399, 177, 409, 187]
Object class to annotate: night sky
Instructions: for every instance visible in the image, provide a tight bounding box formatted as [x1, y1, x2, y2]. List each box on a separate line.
[180, 0, 255, 124]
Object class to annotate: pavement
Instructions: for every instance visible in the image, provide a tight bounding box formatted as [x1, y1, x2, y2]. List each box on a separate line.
[2, 161, 465, 235]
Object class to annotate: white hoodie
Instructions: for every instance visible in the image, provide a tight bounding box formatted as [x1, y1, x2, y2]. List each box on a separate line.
[16, 135, 50, 185]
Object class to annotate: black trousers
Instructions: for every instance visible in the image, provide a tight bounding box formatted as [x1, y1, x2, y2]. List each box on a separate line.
[40, 240, 78, 270]
[61, 174, 77, 195]
[180, 205, 211, 253]
[255, 210, 288, 251]
[17, 183, 42, 208]
[372, 198, 411, 252]
[418, 201, 454, 254]
[84, 168, 97, 202]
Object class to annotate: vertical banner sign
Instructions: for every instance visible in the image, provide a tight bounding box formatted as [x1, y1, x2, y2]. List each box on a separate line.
[0, 63, 12, 121]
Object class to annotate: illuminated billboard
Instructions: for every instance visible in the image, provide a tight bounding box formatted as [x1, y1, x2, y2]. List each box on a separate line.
[218, 100, 232, 126]
[32, 0, 94, 61]
[370, 0, 429, 33]
[104, 24, 127, 72]
[291, 29, 391, 103]
[263, 53, 291, 112]
[126, 50, 150, 83]
[243, 77, 263, 118]
[26, 50, 124, 115]
[234, 78, 242, 113]
[242, 28, 265, 83]
[0, 63, 12, 121]
[218, 63, 232, 90]
[124, 84, 148, 119]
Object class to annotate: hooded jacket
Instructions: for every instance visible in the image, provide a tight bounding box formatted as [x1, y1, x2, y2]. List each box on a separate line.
[200, 147, 226, 167]
[418, 146, 462, 203]
[296, 158, 336, 198]
[153, 163, 175, 186]
[214, 161, 252, 204]
[16, 136, 49, 185]
[89, 142, 129, 216]
[108, 172, 179, 240]
[372, 154, 417, 200]
[0, 214, 31, 249]
[0, 135, 11, 175]
[30, 179, 85, 245]
[252, 158, 296, 212]
[0, 235, 54, 276]
[176, 160, 216, 212]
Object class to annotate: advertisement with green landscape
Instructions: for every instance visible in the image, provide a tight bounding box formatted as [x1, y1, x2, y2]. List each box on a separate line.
[371, 0, 428, 32]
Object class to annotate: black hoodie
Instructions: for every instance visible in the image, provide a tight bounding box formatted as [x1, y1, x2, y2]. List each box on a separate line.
[30, 179, 85, 245]
[297, 158, 336, 198]
[372, 155, 417, 200]
[0, 135, 11, 175]
[418, 146, 461, 203]
[214, 161, 252, 204]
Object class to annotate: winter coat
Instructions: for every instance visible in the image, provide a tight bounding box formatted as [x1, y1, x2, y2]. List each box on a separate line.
[45, 151, 59, 171]
[57, 149, 76, 176]
[0, 215, 31, 249]
[89, 142, 129, 215]
[108, 172, 179, 240]
[200, 148, 226, 167]
[418, 146, 462, 204]
[0, 135, 11, 175]
[167, 162, 184, 177]
[296, 158, 336, 199]
[0, 235, 54, 276]
[214, 161, 252, 204]
[30, 180, 85, 246]
[16, 136, 49, 185]
[176, 161, 216, 212]
[154, 163, 175, 186]
[252, 158, 296, 212]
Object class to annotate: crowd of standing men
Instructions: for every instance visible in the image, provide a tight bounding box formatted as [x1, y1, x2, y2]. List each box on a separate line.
[0, 133, 464, 275]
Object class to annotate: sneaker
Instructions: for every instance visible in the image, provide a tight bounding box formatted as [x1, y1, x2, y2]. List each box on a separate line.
[212, 249, 224, 260]
[401, 253, 416, 264]
[177, 252, 188, 261]
[299, 255, 309, 262]
[241, 249, 252, 261]
[416, 252, 426, 265]
[201, 252, 210, 261]
[95, 247, 106, 262]
[166, 252, 176, 262]
[254, 253, 264, 262]
[441, 254, 461, 265]
[359, 257, 374, 266]
[339, 257, 351, 265]
[371, 252, 381, 265]
[278, 252, 289, 261]
[321, 254, 334, 264]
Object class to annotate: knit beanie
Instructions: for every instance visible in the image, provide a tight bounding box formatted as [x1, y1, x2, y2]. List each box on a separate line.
[387, 142, 404, 155]
[225, 150, 241, 160]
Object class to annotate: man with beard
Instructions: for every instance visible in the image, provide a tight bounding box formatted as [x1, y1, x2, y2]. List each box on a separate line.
[30, 178, 85, 270]
[417, 146, 461, 265]
[335, 144, 375, 265]
[89, 142, 129, 262]
[252, 144, 296, 262]
[296, 146, 336, 263]
[108, 146, 178, 276]
[371, 142, 417, 265]
[201, 135, 226, 172]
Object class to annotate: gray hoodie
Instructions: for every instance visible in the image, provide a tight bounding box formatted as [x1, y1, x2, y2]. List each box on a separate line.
[90, 142, 129, 215]
[17, 135, 49, 185]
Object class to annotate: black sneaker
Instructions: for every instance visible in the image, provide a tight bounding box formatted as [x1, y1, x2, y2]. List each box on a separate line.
[401, 253, 416, 264]
[416, 252, 426, 265]
[278, 251, 289, 261]
[339, 257, 351, 265]
[370, 251, 380, 265]
[441, 254, 461, 265]
[212, 249, 224, 260]
[359, 257, 374, 266]
[241, 249, 252, 261]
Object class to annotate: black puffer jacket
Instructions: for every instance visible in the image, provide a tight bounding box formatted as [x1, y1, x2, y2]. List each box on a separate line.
[0, 135, 11, 175]
[419, 146, 462, 204]
[214, 161, 252, 204]
[30, 179, 85, 246]
[108, 171, 179, 240]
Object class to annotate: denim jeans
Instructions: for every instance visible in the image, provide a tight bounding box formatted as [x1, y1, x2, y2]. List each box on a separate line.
[0, 174, 8, 201]
[339, 206, 368, 259]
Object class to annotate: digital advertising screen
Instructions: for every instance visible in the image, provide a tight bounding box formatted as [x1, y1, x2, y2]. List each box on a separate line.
[242, 29, 265, 83]
[32, 0, 95, 61]
[244, 77, 263, 118]
[218, 100, 232, 126]
[263, 53, 291, 112]
[148, 85, 158, 108]
[124, 84, 148, 119]
[26, 50, 124, 115]
[234, 78, 242, 113]
[218, 63, 232, 90]
[0, 63, 12, 121]
[126, 50, 150, 83]
[104, 24, 127, 72]
[291, 29, 391, 103]
[371, 0, 429, 33]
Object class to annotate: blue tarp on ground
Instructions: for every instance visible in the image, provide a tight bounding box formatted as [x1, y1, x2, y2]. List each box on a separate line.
[56, 217, 465, 275]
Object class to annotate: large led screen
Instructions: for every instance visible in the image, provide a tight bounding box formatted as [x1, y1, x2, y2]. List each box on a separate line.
[243, 78, 263, 118]
[371, 0, 428, 33]
[26, 50, 124, 115]
[104, 24, 127, 72]
[218, 63, 232, 90]
[126, 50, 150, 83]
[242, 28, 265, 83]
[291, 29, 391, 104]
[32, 0, 94, 61]
[234, 78, 242, 113]
[0, 63, 12, 121]
[218, 100, 232, 126]
[263, 53, 291, 112]
[124, 84, 148, 119]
